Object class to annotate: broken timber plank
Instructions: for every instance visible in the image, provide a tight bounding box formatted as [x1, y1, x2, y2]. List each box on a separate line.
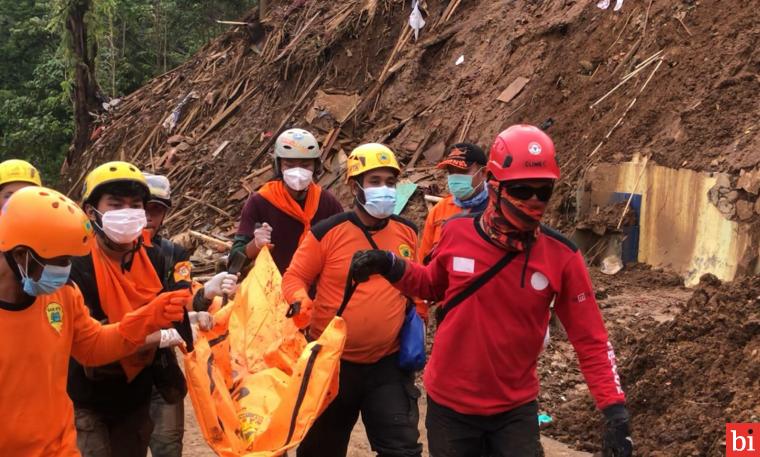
[212, 140, 231, 158]
[497, 77, 530, 103]
[198, 86, 258, 140]
[247, 71, 325, 163]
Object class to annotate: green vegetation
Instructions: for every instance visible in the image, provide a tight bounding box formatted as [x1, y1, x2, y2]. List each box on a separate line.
[0, 0, 253, 183]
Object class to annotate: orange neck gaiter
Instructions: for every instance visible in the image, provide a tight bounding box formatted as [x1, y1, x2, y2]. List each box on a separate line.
[257, 180, 322, 244]
[91, 237, 163, 380]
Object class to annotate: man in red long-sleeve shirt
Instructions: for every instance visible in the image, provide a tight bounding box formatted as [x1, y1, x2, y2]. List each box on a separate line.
[351, 125, 633, 457]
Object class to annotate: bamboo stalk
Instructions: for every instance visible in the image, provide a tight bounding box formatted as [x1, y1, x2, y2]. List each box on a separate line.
[642, 0, 654, 38]
[134, 121, 162, 161]
[184, 194, 231, 218]
[199, 86, 258, 140]
[458, 110, 473, 142]
[165, 201, 199, 224]
[612, 37, 642, 76]
[406, 130, 436, 171]
[616, 155, 650, 230]
[631, 50, 664, 73]
[607, 8, 636, 52]
[591, 52, 662, 108]
[247, 71, 324, 160]
[215, 20, 250, 26]
[675, 15, 693, 36]
[189, 230, 232, 249]
[273, 12, 321, 62]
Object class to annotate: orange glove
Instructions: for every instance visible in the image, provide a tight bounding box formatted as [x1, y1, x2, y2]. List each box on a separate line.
[291, 289, 313, 330]
[118, 290, 191, 344]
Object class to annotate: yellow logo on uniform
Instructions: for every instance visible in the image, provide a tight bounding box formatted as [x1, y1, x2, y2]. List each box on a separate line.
[46, 303, 63, 333]
[398, 244, 413, 259]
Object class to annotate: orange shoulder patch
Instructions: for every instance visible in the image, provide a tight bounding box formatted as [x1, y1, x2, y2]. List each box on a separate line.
[173, 261, 193, 283]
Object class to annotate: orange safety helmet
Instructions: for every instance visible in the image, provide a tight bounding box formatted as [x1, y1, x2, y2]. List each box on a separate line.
[0, 186, 94, 258]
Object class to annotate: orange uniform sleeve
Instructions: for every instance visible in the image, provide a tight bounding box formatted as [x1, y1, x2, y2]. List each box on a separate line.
[412, 228, 430, 322]
[69, 291, 140, 367]
[282, 231, 324, 304]
[419, 206, 438, 265]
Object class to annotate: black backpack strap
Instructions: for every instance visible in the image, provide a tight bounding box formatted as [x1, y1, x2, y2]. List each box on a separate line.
[159, 238, 176, 286]
[351, 220, 421, 315]
[437, 251, 520, 324]
[335, 222, 377, 317]
[70, 255, 105, 320]
[153, 237, 194, 351]
[335, 218, 381, 317]
[336, 267, 359, 317]
[357, 226, 379, 250]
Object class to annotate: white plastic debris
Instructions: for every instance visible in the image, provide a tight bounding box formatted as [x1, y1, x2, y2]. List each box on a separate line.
[101, 98, 122, 111]
[601, 255, 624, 275]
[542, 325, 551, 349]
[596, 0, 610, 8]
[455, 55, 464, 65]
[597, 0, 624, 11]
[162, 91, 199, 132]
[408, 1, 426, 42]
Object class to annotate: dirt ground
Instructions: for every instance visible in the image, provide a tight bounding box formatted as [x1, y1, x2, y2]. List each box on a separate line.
[181, 385, 591, 457]
[546, 272, 760, 456]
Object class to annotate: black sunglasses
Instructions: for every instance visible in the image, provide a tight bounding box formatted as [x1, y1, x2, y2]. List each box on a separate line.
[503, 184, 553, 202]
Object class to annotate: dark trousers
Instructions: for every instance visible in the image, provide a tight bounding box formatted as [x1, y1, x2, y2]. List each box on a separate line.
[297, 353, 422, 457]
[148, 388, 184, 457]
[426, 397, 542, 457]
[75, 402, 153, 457]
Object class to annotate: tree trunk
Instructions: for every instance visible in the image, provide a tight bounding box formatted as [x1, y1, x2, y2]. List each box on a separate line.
[66, 0, 102, 165]
[109, 12, 116, 97]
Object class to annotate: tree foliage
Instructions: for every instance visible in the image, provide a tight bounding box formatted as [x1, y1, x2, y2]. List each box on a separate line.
[0, 0, 254, 184]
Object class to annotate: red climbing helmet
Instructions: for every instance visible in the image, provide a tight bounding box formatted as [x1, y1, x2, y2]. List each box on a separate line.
[486, 125, 560, 182]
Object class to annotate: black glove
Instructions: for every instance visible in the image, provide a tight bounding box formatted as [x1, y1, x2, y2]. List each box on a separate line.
[350, 250, 399, 283]
[602, 404, 633, 457]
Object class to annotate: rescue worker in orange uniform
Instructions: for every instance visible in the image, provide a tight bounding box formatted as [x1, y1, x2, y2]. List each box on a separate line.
[0, 158, 42, 205]
[418, 143, 489, 322]
[419, 143, 489, 264]
[66, 162, 194, 457]
[0, 159, 45, 303]
[0, 186, 188, 456]
[282, 144, 422, 457]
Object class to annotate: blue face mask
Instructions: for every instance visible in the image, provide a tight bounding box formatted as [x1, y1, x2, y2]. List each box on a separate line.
[454, 186, 489, 210]
[359, 185, 397, 219]
[19, 252, 71, 296]
[447, 174, 476, 199]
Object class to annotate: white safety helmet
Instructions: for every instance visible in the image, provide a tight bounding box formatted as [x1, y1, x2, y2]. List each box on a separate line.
[143, 172, 172, 208]
[273, 128, 321, 175]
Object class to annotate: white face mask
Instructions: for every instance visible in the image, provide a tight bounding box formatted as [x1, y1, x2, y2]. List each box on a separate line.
[97, 208, 147, 244]
[282, 167, 313, 191]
